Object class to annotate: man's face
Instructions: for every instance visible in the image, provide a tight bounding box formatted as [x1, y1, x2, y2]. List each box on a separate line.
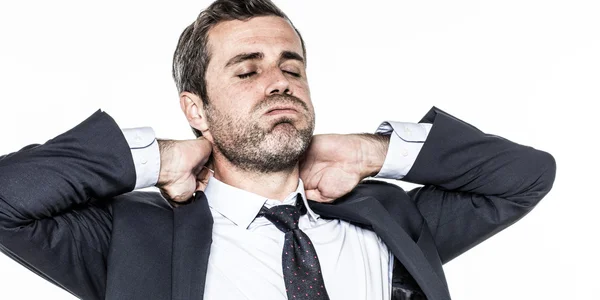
[203, 16, 315, 173]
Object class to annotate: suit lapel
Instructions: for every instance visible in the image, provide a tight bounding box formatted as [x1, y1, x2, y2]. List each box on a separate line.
[309, 196, 451, 300]
[171, 192, 213, 300]
[167, 190, 450, 299]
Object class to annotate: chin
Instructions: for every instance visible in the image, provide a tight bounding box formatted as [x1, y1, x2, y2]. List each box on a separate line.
[262, 130, 304, 150]
[271, 122, 297, 132]
[265, 130, 297, 145]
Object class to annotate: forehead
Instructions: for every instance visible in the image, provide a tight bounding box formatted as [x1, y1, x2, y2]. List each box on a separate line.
[207, 16, 304, 64]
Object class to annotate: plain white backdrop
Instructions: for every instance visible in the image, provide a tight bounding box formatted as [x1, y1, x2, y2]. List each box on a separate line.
[0, 0, 598, 299]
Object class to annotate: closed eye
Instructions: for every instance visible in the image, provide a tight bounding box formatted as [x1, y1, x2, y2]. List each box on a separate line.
[284, 71, 301, 77]
[237, 71, 257, 79]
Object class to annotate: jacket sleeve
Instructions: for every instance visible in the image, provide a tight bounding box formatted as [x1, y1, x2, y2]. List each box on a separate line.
[0, 110, 137, 299]
[403, 107, 556, 264]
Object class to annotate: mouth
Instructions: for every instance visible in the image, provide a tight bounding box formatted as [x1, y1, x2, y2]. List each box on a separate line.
[265, 106, 298, 116]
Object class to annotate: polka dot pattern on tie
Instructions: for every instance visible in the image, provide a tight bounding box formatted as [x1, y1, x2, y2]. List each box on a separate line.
[258, 195, 330, 300]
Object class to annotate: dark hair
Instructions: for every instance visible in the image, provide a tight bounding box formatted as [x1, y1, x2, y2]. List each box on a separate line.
[172, 0, 307, 137]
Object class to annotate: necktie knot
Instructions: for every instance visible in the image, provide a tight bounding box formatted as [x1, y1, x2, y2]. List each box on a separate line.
[259, 194, 306, 233]
[259, 205, 300, 232]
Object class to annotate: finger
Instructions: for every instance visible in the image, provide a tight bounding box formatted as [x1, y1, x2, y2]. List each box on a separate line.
[159, 188, 172, 202]
[162, 188, 189, 204]
[305, 189, 334, 203]
[172, 191, 191, 203]
[196, 166, 213, 192]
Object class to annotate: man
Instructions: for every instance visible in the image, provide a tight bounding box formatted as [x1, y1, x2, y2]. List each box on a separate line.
[0, 0, 555, 299]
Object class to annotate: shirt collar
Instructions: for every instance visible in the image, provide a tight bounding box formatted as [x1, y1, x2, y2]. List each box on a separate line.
[203, 176, 320, 229]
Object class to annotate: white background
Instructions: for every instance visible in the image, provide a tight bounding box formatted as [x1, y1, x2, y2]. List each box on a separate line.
[0, 0, 598, 299]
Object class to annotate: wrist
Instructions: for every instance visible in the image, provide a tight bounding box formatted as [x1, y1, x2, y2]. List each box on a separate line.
[156, 139, 177, 187]
[358, 133, 390, 178]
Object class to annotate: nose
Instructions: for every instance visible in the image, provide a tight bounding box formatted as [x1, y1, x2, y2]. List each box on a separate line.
[265, 68, 292, 96]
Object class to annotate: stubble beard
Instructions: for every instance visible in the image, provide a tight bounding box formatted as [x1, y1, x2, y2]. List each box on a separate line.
[206, 98, 314, 174]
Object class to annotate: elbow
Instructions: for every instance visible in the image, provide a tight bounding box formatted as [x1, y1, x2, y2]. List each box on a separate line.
[516, 150, 556, 208]
[539, 151, 557, 195]
[0, 196, 30, 231]
[0, 210, 22, 231]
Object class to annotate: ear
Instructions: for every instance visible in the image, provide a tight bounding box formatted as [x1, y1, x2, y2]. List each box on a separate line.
[179, 92, 214, 143]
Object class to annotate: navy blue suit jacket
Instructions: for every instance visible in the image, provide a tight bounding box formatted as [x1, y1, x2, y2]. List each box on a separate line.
[0, 107, 556, 299]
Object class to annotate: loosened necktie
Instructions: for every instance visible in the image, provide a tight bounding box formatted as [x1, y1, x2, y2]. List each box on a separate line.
[258, 195, 330, 300]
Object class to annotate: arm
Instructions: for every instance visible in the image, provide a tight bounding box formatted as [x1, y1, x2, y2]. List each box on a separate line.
[401, 107, 556, 264]
[300, 106, 555, 264]
[0, 110, 136, 299]
[0, 110, 212, 299]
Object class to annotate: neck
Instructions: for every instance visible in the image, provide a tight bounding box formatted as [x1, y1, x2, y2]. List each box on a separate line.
[211, 152, 300, 202]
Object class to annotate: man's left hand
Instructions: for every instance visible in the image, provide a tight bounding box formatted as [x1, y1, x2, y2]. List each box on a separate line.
[299, 134, 390, 203]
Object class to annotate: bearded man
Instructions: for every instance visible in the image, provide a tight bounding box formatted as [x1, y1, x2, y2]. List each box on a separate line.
[0, 0, 555, 299]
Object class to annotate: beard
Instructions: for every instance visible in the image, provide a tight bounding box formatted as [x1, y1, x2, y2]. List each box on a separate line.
[206, 94, 314, 173]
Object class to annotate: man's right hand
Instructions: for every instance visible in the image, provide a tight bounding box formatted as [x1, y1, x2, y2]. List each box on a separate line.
[155, 138, 213, 203]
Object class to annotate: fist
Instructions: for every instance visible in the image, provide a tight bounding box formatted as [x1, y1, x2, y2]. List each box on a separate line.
[299, 134, 389, 203]
[155, 138, 212, 203]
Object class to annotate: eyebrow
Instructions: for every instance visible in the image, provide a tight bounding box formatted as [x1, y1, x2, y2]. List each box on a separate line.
[279, 51, 305, 65]
[224, 51, 304, 68]
[225, 52, 264, 68]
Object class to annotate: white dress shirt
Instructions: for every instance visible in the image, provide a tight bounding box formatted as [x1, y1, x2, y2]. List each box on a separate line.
[120, 121, 432, 299]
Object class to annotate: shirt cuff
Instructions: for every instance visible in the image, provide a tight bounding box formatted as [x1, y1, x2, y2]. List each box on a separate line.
[121, 127, 160, 189]
[374, 121, 432, 179]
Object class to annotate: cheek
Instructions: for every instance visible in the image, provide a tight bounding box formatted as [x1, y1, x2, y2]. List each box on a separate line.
[296, 83, 313, 109]
[209, 96, 260, 125]
[209, 79, 258, 111]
